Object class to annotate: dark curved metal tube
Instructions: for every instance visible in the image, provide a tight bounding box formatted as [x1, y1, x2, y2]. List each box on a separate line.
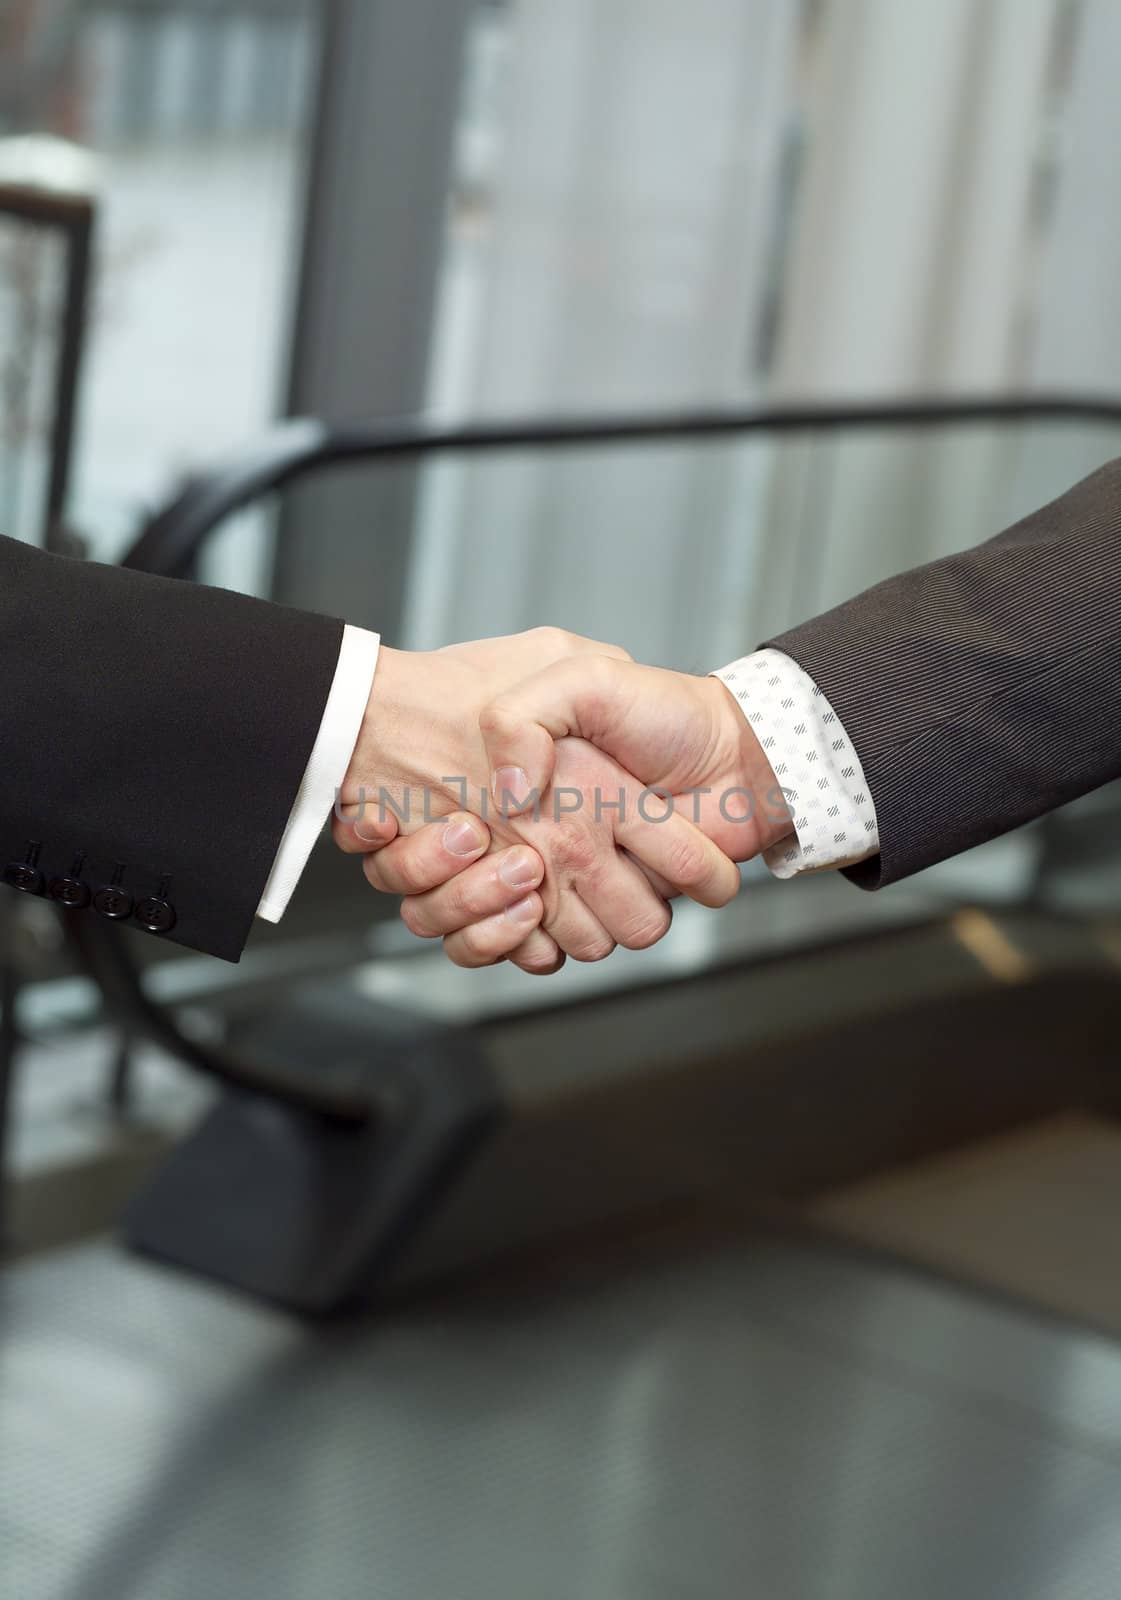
[68, 911, 373, 1123]
[122, 393, 1121, 576]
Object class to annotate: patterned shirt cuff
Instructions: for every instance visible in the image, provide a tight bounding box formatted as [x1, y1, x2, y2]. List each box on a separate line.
[711, 647, 880, 880]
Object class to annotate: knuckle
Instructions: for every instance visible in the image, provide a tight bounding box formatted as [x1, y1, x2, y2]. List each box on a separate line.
[578, 655, 621, 720]
[445, 871, 491, 924]
[531, 624, 577, 657]
[389, 847, 430, 895]
[478, 696, 515, 743]
[444, 936, 481, 970]
[549, 822, 598, 877]
[663, 834, 709, 888]
[399, 897, 434, 938]
[515, 945, 564, 975]
[552, 918, 615, 963]
[572, 932, 616, 964]
[461, 920, 501, 963]
[618, 902, 672, 950]
[443, 875, 473, 919]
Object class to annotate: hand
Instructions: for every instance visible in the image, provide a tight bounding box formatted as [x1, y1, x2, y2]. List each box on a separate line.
[335, 628, 605, 975]
[479, 657, 794, 863]
[445, 729, 745, 966]
[333, 630, 735, 973]
[409, 657, 794, 967]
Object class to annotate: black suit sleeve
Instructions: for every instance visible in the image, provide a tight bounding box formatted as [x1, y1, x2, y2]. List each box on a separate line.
[0, 536, 344, 961]
[765, 455, 1121, 890]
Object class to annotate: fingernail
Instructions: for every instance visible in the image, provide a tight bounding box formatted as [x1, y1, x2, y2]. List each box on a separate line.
[353, 817, 384, 843]
[505, 893, 540, 925]
[443, 816, 485, 856]
[499, 851, 540, 890]
[492, 766, 530, 806]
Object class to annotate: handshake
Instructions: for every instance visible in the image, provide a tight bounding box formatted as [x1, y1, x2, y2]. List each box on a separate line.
[333, 628, 794, 974]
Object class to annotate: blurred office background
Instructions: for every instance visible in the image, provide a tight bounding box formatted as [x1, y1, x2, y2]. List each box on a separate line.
[6, 0, 1121, 606]
[6, 4, 1121, 1598]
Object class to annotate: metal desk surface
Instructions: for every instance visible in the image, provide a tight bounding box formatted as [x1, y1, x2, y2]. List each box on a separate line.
[4, 1225, 1121, 1600]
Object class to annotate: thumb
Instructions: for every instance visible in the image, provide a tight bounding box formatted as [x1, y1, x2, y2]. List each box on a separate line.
[479, 655, 643, 813]
[331, 800, 401, 855]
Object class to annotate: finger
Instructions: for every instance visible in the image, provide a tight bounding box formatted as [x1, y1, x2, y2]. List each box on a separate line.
[542, 889, 617, 964]
[623, 851, 677, 901]
[616, 803, 741, 909]
[361, 812, 490, 896]
[332, 803, 401, 855]
[441, 891, 545, 968]
[575, 850, 674, 951]
[401, 846, 544, 938]
[480, 656, 646, 812]
[505, 928, 566, 976]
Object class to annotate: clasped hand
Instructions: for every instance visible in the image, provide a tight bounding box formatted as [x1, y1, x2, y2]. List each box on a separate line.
[334, 629, 792, 974]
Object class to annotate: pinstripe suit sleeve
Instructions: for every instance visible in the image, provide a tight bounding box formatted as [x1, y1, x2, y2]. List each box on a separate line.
[764, 456, 1121, 889]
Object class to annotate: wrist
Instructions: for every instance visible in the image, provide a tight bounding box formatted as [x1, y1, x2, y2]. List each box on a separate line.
[707, 675, 794, 854]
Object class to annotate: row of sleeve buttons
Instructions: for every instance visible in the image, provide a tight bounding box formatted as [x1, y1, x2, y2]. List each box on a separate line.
[3, 847, 177, 933]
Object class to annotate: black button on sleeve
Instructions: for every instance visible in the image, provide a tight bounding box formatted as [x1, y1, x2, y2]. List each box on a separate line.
[94, 885, 134, 920]
[135, 896, 177, 934]
[4, 863, 43, 895]
[49, 876, 91, 909]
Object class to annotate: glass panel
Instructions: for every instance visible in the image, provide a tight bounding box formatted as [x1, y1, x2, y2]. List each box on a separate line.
[0, 206, 69, 544]
[411, 0, 1105, 676]
[1, 0, 319, 563]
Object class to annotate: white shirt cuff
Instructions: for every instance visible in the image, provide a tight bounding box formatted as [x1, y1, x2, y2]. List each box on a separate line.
[256, 623, 380, 922]
[711, 647, 880, 880]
